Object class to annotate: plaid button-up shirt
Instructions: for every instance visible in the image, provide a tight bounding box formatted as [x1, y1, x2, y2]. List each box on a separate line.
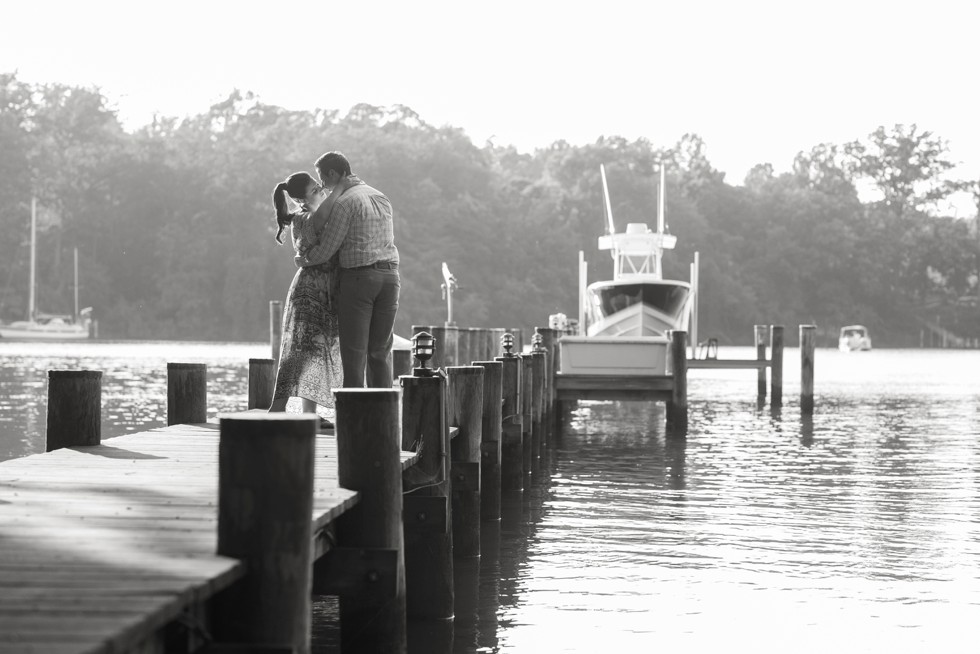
[295, 182, 399, 269]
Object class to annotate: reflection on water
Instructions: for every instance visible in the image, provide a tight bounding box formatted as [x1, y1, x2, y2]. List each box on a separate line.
[3, 344, 979, 652]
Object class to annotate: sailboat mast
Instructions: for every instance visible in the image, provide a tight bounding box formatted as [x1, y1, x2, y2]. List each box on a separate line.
[657, 166, 665, 234]
[28, 197, 36, 322]
[74, 247, 79, 320]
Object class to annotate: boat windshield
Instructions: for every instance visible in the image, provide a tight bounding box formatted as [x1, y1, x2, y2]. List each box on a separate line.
[841, 327, 866, 338]
[593, 283, 689, 318]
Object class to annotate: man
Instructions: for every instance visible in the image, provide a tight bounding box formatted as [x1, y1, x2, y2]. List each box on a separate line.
[295, 151, 400, 388]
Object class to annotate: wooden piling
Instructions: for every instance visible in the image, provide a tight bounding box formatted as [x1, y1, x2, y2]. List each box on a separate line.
[393, 348, 412, 380]
[46, 370, 101, 452]
[167, 362, 207, 426]
[489, 328, 506, 359]
[667, 331, 688, 431]
[496, 354, 523, 492]
[447, 366, 484, 558]
[457, 328, 473, 365]
[754, 325, 767, 398]
[519, 354, 534, 490]
[400, 375, 454, 624]
[473, 360, 503, 522]
[247, 358, 275, 410]
[530, 350, 546, 475]
[214, 412, 317, 653]
[431, 325, 459, 369]
[270, 300, 283, 369]
[771, 325, 784, 406]
[472, 328, 490, 363]
[333, 389, 407, 653]
[800, 324, 816, 415]
[535, 327, 559, 441]
[507, 328, 524, 355]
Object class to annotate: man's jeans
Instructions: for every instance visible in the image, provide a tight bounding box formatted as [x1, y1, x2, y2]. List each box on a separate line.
[337, 264, 400, 388]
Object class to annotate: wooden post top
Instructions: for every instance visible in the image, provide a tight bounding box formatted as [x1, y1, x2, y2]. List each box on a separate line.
[48, 370, 102, 378]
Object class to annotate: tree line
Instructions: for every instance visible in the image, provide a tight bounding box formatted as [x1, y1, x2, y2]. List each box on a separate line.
[1, 73, 977, 346]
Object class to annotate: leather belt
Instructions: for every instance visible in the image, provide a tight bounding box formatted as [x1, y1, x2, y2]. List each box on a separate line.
[348, 261, 398, 271]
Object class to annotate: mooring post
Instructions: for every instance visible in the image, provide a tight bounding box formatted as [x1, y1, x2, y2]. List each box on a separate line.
[496, 335, 523, 493]
[400, 369, 454, 626]
[472, 328, 491, 363]
[667, 331, 688, 432]
[46, 370, 101, 452]
[489, 328, 506, 358]
[754, 325, 768, 398]
[167, 362, 207, 426]
[473, 360, 503, 522]
[331, 389, 407, 652]
[448, 366, 484, 558]
[214, 412, 317, 653]
[519, 354, 534, 490]
[393, 349, 412, 380]
[800, 325, 816, 415]
[269, 300, 283, 369]
[535, 327, 559, 442]
[458, 328, 474, 366]
[508, 328, 524, 355]
[530, 349, 546, 475]
[247, 358, 275, 410]
[431, 325, 459, 369]
[771, 325, 784, 406]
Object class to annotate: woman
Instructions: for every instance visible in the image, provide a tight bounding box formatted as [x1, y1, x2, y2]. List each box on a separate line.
[268, 171, 353, 423]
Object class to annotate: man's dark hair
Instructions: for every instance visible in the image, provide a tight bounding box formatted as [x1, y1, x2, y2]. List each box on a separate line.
[315, 151, 352, 177]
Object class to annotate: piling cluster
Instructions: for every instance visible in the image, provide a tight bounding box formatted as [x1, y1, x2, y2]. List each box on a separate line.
[39, 319, 819, 653]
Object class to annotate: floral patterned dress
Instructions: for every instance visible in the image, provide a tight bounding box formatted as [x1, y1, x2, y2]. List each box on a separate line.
[271, 208, 344, 407]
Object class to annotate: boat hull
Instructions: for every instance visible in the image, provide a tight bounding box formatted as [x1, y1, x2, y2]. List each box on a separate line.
[0, 322, 91, 340]
[586, 279, 692, 338]
[560, 336, 670, 376]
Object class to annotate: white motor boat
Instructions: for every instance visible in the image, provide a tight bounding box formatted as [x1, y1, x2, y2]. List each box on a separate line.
[838, 325, 872, 352]
[561, 165, 697, 376]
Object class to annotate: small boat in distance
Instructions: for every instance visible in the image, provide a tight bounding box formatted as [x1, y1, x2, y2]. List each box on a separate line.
[839, 325, 872, 352]
[560, 164, 697, 376]
[0, 198, 93, 340]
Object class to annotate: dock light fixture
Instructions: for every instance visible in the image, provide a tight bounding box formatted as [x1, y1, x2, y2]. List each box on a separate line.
[413, 331, 436, 376]
[501, 332, 517, 358]
[532, 333, 546, 353]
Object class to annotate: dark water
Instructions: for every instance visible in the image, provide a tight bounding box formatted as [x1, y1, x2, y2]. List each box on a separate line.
[2, 342, 978, 652]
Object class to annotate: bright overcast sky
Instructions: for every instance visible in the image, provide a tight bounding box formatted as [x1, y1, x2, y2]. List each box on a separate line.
[2, 0, 977, 213]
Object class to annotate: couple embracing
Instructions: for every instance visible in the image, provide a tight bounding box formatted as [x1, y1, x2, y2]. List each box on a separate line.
[268, 151, 400, 425]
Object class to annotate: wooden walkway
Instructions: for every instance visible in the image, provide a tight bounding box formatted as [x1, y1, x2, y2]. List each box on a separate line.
[0, 423, 418, 654]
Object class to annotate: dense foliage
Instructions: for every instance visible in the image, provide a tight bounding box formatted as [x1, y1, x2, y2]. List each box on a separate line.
[1, 74, 977, 346]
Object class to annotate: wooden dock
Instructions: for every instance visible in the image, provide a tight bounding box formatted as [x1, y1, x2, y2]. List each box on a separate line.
[0, 423, 417, 653]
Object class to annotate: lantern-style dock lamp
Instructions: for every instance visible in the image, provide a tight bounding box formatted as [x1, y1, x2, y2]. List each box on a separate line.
[412, 331, 436, 377]
[532, 332, 546, 353]
[500, 332, 518, 358]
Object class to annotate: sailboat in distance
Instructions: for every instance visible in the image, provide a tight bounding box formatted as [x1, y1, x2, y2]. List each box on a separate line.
[0, 198, 93, 340]
[560, 164, 697, 375]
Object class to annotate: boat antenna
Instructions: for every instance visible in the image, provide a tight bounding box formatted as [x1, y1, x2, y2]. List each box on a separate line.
[600, 164, 615, 235]
[657, 164, 667, 235]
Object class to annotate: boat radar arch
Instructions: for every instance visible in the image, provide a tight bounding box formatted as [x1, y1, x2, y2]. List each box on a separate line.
[597, 222, 677, 279]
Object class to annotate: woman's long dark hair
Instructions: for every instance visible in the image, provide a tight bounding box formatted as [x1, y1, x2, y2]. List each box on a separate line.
[272, 171, 316, 244]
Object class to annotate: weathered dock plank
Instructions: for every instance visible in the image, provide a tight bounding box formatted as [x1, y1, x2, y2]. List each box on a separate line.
[0, 422, 419, 653]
